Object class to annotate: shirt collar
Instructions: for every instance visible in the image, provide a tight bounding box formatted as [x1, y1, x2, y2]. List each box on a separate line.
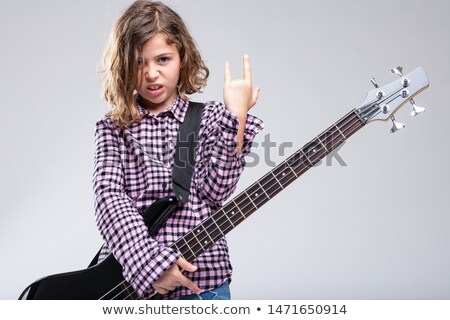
[136, 95, 188, 123]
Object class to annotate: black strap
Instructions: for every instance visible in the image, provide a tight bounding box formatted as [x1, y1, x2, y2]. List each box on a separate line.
[172, 101, 204, 203]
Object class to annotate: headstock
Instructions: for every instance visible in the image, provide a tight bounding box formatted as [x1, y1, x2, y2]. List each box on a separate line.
[355, 66, 429, 132]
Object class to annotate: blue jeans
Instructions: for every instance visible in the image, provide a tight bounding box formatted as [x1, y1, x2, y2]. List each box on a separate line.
[172, 281, 230, 300]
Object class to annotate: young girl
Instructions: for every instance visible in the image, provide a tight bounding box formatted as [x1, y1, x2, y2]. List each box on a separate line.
[93, 0, 263, 300]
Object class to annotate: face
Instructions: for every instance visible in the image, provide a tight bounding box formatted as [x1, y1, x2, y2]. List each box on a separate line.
[135, 33, 181, 114]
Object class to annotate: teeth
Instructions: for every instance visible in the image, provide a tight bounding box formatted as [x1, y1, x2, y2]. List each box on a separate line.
[149, 85, 161, 90]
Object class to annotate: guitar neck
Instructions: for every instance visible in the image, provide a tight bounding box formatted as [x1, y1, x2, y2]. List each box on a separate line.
[171, 109, 365, 262]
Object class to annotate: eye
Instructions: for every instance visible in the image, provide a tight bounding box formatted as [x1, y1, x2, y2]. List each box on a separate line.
[158, 57, 170, 64]
[137, 58, 144, 67]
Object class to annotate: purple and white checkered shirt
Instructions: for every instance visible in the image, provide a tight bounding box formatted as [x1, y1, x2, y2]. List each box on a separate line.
[93, 96, 263, 299]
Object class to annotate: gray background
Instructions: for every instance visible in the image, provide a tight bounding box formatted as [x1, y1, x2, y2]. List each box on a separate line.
[1, 0, 448, 299]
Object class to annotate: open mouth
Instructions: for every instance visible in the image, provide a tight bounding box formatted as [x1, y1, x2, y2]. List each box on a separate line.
[148, 85, 163, 91]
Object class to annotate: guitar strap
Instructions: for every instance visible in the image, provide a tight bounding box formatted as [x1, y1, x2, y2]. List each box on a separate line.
[172, 101, 204, 203]
[89, 101, 204, 267]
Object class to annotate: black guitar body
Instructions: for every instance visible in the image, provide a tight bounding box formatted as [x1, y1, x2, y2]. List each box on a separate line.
[19, 254, 128, 300]
[19, 196, 179, 300]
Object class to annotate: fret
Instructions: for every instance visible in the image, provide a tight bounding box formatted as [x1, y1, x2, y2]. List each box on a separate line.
[270, 171, 285, 188]
[210, 215, 225, 237]
[232, 199, 247, 220]
[276, 164, 297, 188]
[257, 180, 272, 198]
[222, 201, 244, 231]
[194, 228, 209, 253]
[185, 229, 204, 257]
[283, 160, 298, 178]
[244, 190, 258, 210]
[172, 242, 180, 252]
[299, 149, 314, 167]
[317, 129, 340, 155]
[190, 229, 206, 251]
[201, 217, 224, 246]
[303, 140, 323, 164]
[334, 123, 347, 140]
[210, 209, 232, 236]
[316, 136, 330, 153]
[178, 236, 196, 258]
[221, 207, 236, 229]
[259, 172, 280, 199]
[199, 224, 214, 246]
[246, 183, 270, 208]
[286, 150, 305, 171]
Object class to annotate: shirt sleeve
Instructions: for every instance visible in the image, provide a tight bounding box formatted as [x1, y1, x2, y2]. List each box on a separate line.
[195, 101, 264, 204]
[92, 116, 180, 298]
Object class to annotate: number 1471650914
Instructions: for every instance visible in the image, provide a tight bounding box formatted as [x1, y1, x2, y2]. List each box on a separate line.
[266, 304, 347, 315]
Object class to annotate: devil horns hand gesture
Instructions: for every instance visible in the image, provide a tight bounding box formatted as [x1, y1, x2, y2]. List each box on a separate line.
[224, 55, 260, 154]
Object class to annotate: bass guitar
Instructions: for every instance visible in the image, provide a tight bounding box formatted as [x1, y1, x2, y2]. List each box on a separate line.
[19, 66, 429, 300]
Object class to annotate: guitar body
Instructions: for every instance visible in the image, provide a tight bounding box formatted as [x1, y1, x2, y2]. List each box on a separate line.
[19, 254, 129, 300]
[19, 196, 179, 300]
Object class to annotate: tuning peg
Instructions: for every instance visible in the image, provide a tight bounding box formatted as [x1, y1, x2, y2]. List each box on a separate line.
[410, 98, 426, 117]
[390, 66, 404, 77]
[371, 77, 379, 88]
[390, 115, 405, 133]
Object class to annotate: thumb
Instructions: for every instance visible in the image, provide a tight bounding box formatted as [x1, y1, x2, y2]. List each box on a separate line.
[251, 87, 261, 108]
[176, 257, 197, 272]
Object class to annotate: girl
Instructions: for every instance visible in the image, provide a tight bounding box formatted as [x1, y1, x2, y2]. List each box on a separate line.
[93, 0, 263, 300]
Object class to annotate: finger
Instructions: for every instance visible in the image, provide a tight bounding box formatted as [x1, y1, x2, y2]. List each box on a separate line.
[224, 61, 231, 85]
[179, 274, 202, 295]
[176, 257, 198, 273]
[154, 287, 169, 294]
[252, 87, 260, 107]
[155, 283, 175, 292]
[243, 54, 252, 84]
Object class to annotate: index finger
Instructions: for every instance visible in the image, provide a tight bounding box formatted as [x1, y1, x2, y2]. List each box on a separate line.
[243, 54, 252, 83]
[176, 257, 197, 272]
[178, 274, 202, 295]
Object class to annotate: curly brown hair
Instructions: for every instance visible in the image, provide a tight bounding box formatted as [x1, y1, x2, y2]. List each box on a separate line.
[100, 0, 209, 129]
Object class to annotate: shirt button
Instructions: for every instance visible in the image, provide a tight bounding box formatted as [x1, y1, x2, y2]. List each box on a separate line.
[162, 182, 167, 189]
[157, 154, 161, 160]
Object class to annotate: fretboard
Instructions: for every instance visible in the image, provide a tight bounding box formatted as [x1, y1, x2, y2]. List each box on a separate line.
[171, 109, 365, 262]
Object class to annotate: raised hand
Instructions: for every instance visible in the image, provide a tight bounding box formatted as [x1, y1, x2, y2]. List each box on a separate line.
[224, 54, 260, 118]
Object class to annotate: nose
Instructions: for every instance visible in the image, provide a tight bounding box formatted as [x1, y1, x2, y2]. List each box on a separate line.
[145, 63, 159, 81]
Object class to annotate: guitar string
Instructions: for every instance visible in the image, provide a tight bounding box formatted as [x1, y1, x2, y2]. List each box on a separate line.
[104, 90, 402, 299]
[103, 111, 364, 300]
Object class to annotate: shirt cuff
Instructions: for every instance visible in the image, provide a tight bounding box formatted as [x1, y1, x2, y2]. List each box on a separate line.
[132, 246, 180, 298]
[218, 108, 264, 157]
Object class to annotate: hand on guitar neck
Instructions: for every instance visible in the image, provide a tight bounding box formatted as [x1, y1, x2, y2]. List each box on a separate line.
[152, 257, 201, 295]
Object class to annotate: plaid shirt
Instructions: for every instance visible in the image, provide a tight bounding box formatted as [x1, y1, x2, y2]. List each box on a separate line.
[93, 96, 263, 299]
